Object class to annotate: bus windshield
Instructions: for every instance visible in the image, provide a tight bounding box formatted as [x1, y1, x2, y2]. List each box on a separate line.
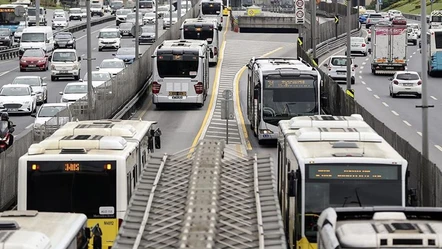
[183, 26, 214, 44]
[26, 161, 117, 218]
[262, 77, 317, 125]
[0, 9, 24, 25]
[432, 15, 442, 22]
[139, 1, 153, 8]
[201, 2, 221, 15]
[157, 53, 199, 78]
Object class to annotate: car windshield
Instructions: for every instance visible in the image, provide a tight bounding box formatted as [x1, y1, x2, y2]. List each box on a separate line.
[119, 23, 132, 28]
[38, 105, 66, 117]
[91, 4, 101, 8]
[126, 13, 138, 19]
[64, 85, 87, 94]
[142, 26, 154, 33]
[54, 17, 66, 21]
[117, 48, 135, 55]
[21, 33, 44, 42]
[52, 52, 76, 62]
[158, 6, 168, 11]
[55, 34, 72, 40]
[85, 72, 111, 81]
[144, 13, 155, 17]
[331, 57, 350, 66]
[111, 2, 123, 8]
[13, 77, 40, 86]
[99, 31, 119, 38]
[0, 30, 9, 36]
[70, 9, 81, 13]
[397, 73, 419, 80]
[100, 60, 125, 68]
[0, 87, 30, 96]
[23, 49, 44, 57]
[116, 9, 132, 15]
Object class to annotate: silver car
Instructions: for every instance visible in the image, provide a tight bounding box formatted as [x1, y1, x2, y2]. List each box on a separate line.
[323, 56, 358, 84]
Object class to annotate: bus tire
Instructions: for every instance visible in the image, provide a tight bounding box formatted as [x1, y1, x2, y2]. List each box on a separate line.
[196, 103, 204, 108]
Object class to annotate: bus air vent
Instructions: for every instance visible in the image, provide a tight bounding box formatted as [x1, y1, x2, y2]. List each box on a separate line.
[60, 148, 87, 154]
[392, 239, 422, 245]
[319, 115, 336, 120]
[332, 141, 359, 148]
[77, 124, 114, 129]
[0, 221, 19, 230]
[1, 210, 38, 217]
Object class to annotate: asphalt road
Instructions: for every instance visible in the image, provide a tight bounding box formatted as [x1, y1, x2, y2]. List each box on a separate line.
[9, 14, 167, 135]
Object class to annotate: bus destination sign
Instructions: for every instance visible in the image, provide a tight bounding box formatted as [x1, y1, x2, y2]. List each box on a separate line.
[308, 165, 399, 180]
[265, 79, 313, 88]
[0, 8, 14, 12]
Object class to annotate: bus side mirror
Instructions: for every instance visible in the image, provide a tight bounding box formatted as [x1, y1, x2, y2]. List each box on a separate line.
[288, 170, 297, 197]
[253, 88, 259, 99]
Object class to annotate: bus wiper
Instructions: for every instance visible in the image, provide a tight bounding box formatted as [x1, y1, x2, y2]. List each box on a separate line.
[354, 188, 362, 207]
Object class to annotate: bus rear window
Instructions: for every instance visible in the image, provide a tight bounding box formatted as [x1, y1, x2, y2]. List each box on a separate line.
[435, 32, 442, 49]
[201, 2, 221, 15]
[157, 60, 199, 78]
[183, 28, 213, 44]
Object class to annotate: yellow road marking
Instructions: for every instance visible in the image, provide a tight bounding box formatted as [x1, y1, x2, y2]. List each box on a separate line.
[188, 20, 230, 154]
[235, 46, 284, 150]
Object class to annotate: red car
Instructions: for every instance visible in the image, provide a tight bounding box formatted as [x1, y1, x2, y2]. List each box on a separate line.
[19, 49, 49, 72]
[392, 16, 407, 25]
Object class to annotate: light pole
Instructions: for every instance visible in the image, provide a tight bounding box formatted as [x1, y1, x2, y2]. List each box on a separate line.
[177, 0, 181, 20]
[36, 0, 40, 26]
[169, 0, 172, 31]
[311, 0, 316, 60]
[155, 0, 158, 39]
[135, 0, 140, 59]
[86, 0, 93, 119]
[346, 0, 351, 92]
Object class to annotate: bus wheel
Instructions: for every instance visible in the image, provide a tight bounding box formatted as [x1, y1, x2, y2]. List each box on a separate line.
[196, 103, 204, 108]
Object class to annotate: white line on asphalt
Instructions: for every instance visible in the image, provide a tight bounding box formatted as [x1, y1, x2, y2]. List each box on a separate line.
[382, 102, 389, 107]
[431, 95, 438, 100]
[359, 75, 362, 79]
[361, 81, 366, 85]
[403, 120, 412, 126]
[360, 67, 364, 70]
[77, 25, 113, 40]
[0, 67, 17, 77]
[435, 145, 442, 152]
[318, 47, 346, 67]
[25, 124, 33, 129]
[391, 110, 399, 116]
[362, 62, 366, 65]
[366, 87, 372, 91]
[374, 94, 379, 99]
[417, 132, 422, 136]
[365, 58, 369, 61]
[93, 47, 96, 50]
[413, 51, 416, 55]
[42, 77, 46, 80]
[409, 55, 413, 58]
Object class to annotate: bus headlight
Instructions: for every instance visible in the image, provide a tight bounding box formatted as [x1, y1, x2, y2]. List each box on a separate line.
[259, 129, 273, 134]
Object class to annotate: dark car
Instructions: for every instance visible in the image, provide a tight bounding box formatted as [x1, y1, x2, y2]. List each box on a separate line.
[0, 28, 12, 47]
[110, 1, 124, 15]
[19, 48, 49, 71]
[54, 32, 76, 49]
[139, 25, 155, 44]
[119, 22, 135, 37]
[113, 47, 139, 64]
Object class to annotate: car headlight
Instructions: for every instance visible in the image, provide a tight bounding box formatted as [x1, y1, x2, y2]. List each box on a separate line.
[67, 40, 74, 44]
[73, 64, 79, 70]
[38, 60, 45, 63]
[4, 37, 9, 40]
[61, 98, 68, 102]
[51, 64, 56, 70]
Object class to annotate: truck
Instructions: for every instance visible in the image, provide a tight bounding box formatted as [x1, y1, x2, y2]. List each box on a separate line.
[27, 7, 47, 26]
[91, 0, 104, 16]
[427, 29, 442, 76]
[369, 23, 407, 75]
[429, 10, 442, 29]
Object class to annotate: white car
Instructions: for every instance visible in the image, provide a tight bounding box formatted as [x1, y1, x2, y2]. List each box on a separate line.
[407, 28, 418, 46]
[53, 9, 65, 18]
[408, 23, 421, 38]
[347, 37, 367, 56]
[126, 12, 143, 25]
[96, 58, 125, 76]
[59, 82, 88, 103]
[12, 76, 47, 104]
[81, 71, 112, 87]
[32, 103, 70, 134]
[52, 16, 68, 30]
[389, 71, 422, 98]
[143, 12, 156, 24]
[97, 28, 121, 51]
[163, 12, 177, 29]
[156, 5, 169, 18]
[116, 8, 132, 26]
[81, 8, 87, 18]
[68, 8, 83, 21]
[51, 49, 82, 81]
[0, 84, 37, 114]
[323, 55, 357, 84]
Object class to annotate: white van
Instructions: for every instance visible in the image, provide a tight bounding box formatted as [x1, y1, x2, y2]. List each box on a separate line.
[50, 49, 82, 81]
[97, 28, 121, 51]
[19, 26, 54, 57]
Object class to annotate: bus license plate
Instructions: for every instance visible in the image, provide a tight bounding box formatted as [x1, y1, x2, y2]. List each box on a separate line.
[386, 67, 394, 69]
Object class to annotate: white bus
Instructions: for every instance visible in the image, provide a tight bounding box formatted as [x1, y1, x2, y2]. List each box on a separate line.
[247, 57, 321, 144]
[151, 39, 210, 108]
[0, 210, 89, 249]
[200, 0, 223, 28]
[318, 207, 442, 249]
[429, 10, 442, 29]
[181, 17, 220, 66]
[426, 29, 442, 76]
[277, 122, 409, 249]
[18, 120, 160, 249]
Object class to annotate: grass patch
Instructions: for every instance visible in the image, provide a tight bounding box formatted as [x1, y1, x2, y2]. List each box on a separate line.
[383, 0, 442, 15]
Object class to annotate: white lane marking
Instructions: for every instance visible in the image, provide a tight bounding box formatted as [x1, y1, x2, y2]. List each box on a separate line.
[431, 95, 438, 100]
[0, 67, 18, 77]
[382, 102, 389, 107]
[359, 75, 362, 79]
[25, 124, 33, 129]
[42, 77, 46, 80]
[413, 51, 416, 55]
[417, 132, 422, 136]
[435, 145, 442, 152]
[391, 110, 399, 116]
[362, 62, 366, 65]
[366, 87, 372, 91]
[365, 58, 369, 61]
[361, 81, 366, 85]
[374, 94, 379, 99]
[318, 46, 346, 67]
[409, 55, 413, 58]
[360, 67, 364, 70]
[76, 25, 113, 40]
[403, 120, 412, 126]
[93, 47, 96, 50]
[81, 54, 85, 57]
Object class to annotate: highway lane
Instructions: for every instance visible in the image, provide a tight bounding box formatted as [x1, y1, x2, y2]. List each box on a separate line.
[9, 18, 167, 135]
[318, 22, 442, 167]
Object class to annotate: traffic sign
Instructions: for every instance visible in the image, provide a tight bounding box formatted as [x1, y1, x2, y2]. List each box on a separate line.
[296, 10, 304, 18]
[247, 9, 255, 16]
[295, 0, 304, 8]
[334, 15, 339, 24]
[297, 37, 303, 46]
[222, 89, 232, 99]
[295, 0, 305, 24]
[346, 89, 354, 98]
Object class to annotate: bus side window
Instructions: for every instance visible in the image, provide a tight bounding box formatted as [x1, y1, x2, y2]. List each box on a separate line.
[127, 172, 132, 203]
[133, 167, 137, 188]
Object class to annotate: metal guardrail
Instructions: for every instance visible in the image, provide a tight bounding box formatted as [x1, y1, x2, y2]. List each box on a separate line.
[402, 13, 429, 22]
[314, 28, 362, 58]
[0, 15, 115, 60]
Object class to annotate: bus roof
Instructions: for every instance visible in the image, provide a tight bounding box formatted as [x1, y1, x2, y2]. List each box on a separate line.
[183, 17, 218, 25]
[252, 57, 315, 72]
[158, 39, 207, 49]
[318, 207, 442, 249]
[0, 210, 87, 249]
[286, 126, 405, 162]
[51, 119, 156, 142]
[23, 26, 52, 33]
[279, 114, 370, 136]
